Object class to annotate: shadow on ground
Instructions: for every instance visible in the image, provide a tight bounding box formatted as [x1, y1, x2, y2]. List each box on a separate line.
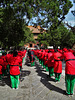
[0, 70, 31, 87]
[35, 60, 66, 95]
[20, 70, 31, 82]
[24, 57, 31, 66]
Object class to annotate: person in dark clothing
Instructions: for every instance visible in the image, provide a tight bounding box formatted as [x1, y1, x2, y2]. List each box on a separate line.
[27, 50, 35, 66]
[30, 50, 35, 66]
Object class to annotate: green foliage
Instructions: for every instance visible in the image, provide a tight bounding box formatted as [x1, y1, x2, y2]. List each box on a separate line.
[38, 23, 75, 49]
[61, 30, 75, 48]
[31, 0, 73, 30]
[0, 8, 4, 23]
[0, 0, 34, 20]
[22, 26, 36, 44]
[0, 0, 74, 49]
[0, 6, 35, 48]
[0, 1, 35, 48]
[38, 32, 51, 48]
[57, 24, 75, 48]
[50, 29, 61, 48]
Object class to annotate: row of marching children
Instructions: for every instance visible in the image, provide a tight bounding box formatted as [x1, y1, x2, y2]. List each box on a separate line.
[0, 49, 26, 89]
[32, 48, 75, 96]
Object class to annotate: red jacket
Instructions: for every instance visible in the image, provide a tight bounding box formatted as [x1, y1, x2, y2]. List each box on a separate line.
[17, 55, 22, 68]
[38, 51, 42, 59]
[0, 55, 8, 70]
[63, 51, 75, 75]
[33, 50, 37, 56]
[47, 52, 54, 67]
[6, 54, 13, 65]
[53, 52, 62, 73]
[36, 50, 40, 58]
[40, 50, 45, 61]
[9, 56, 22, 75]
[0, 59, 4, 74]
[43, 52, 48, 65]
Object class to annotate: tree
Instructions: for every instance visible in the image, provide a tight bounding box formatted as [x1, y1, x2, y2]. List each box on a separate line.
[0, 7, 24, 48]
[51, 24, 75, 48]
[0, 1, 35, 48]
[49, 29, 61, 49]
[38, 32, 51, 48]
[64, 22, 75, 34]
[30, 0, 73, 30]
[34, 0, 73, 48]
[64, 31, 75, 48]
[19, 26, 35, 46]
[0, 0, 34, 21]
[0, 0, 73, 29]
[38, 23, 75, 49]
[0, 0, 73, 49]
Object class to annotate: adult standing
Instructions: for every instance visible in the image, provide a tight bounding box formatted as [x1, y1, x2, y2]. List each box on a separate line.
[63, 48, 75, 95]
[53, 49, 62, 82]
[30, 50, 35, 66]
[43, 51, 48, 71]
[9, 50, 22, 89]
[47, 50, 54, 77]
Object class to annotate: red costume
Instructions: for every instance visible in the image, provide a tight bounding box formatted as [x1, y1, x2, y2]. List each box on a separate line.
[9, 56, 22, 75]
[63, 49, 75, 95]
[53, 51, 63, 81]
[43, 52, 48, 66]
[47, 52, 54, 68]
[0, 55, 8, 70]
[54, 52, 62, 73]
[63, 51, 75, 75]
[6, 53, 13, 65]
[0, 59, 4, 74]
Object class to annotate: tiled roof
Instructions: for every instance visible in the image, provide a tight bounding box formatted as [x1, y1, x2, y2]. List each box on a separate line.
[27, 26, 46, 33]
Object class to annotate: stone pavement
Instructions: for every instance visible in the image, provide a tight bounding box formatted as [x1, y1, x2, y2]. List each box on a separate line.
[0, 55, 75, 100]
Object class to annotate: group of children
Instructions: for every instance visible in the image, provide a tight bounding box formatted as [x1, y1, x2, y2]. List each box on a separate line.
[0, 47, 75, 95]
[0, 49, 26, 89]
[32, 48, 75, 96]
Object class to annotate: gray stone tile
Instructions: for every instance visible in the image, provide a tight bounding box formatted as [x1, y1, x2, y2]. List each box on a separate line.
[0, 56, 75, 100]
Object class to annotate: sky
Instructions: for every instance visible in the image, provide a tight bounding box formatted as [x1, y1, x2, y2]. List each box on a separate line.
[63, 0, 75, 26]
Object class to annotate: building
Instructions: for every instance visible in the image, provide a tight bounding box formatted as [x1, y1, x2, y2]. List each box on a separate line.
[25, 26, 46, 48]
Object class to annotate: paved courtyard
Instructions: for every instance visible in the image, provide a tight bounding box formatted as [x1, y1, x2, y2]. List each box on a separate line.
[0, 54, 75, 100]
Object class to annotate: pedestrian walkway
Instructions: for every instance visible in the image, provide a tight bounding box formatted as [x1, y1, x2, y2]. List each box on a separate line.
[0, 57, 75, 100]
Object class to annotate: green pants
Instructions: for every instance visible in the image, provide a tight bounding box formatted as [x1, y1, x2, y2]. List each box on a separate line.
[55, 73, 61, 81]
[31, 62, 35, 67]
[41, 60, 44, 66]
[35, 56, 37, 59]
[46, 65, 49, 72]
[7, 64, 9, 73]
[65, 74, 75, 95]
[22, 57, 25, 63]
[48, 67, 54, 77]
[39, 60, 42, 64]
[37, 57, 39, 60]
[10, 75, 20, 89]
